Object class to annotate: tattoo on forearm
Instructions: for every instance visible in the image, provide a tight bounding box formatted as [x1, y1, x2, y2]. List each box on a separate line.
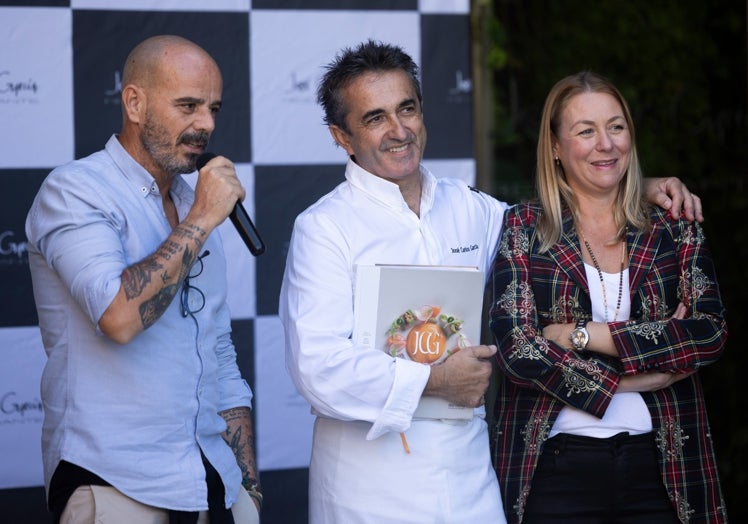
[124, 222, 205, 327]
[136, 247, 197, 328]
[139, 283, 180, 329]
[158, 239, 182, 261]
[122, 258, 164, 300]
[174, 222, 207, 243]
[220, 407, 257, 483]
[179, 246, 197, 281]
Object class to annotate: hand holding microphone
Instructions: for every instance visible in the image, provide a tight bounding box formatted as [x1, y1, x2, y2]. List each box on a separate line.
[196, 152, 265, 256]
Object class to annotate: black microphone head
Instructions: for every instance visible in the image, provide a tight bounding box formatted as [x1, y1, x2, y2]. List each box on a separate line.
[196, 152, 217, 171]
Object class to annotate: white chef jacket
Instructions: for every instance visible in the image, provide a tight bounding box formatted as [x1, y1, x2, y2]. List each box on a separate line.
[279, 159, 508, 523]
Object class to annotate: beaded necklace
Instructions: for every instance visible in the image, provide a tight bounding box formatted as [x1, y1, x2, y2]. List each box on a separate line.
[580, 231, 626, 322]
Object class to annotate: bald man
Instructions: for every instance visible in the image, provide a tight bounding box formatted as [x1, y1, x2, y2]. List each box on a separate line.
[26, 35, 260, 523]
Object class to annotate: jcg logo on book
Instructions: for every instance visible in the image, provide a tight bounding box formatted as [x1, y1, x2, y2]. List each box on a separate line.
[387, 305, 468, 365]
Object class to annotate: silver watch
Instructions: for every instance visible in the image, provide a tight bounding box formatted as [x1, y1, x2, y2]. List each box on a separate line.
[569, 319, 590, 351]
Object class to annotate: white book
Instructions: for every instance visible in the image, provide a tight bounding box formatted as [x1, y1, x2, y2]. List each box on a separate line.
[353, 264, 485, 420]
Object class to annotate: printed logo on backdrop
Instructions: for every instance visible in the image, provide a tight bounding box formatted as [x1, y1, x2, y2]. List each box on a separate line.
[282, 70, 315, 103]
[0, 390, 43, 427]
[103, 69, 123, 107]
[0, 170, 47, 327]
[0, 6, 73, 168]
[448, 68, 472, 104]
[0, 229, 27, 265]
[0, 69, 40, 105]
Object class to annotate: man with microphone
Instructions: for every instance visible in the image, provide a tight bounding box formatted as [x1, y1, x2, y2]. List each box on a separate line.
[26, 35, 260, 523]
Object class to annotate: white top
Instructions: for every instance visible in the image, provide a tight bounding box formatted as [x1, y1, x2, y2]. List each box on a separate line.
[279, 159, 508, 523]
[550, 264, 653, 438]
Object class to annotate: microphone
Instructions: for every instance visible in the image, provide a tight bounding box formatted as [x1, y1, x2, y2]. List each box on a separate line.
[196, 152, 265, 256]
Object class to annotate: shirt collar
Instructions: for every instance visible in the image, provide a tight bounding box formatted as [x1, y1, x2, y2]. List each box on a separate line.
[344, 157, 438, 214]
[104, 134, 193, 205]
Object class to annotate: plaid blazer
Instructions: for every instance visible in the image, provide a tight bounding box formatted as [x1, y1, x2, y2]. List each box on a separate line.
[489, 201, 728, 524]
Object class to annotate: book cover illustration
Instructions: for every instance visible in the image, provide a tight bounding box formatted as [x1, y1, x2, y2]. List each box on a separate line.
[353, 265, 484, 419]
[386, 305, 469, 366]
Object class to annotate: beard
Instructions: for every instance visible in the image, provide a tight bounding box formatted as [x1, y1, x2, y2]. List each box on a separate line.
[140, 113, 209, 176]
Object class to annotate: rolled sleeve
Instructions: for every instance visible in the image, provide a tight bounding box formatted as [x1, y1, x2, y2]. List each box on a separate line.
[366, 358, 430, 439]
[26, 164, 126, 325]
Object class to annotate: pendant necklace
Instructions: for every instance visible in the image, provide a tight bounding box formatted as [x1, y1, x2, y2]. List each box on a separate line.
[580, 230, 626, 322]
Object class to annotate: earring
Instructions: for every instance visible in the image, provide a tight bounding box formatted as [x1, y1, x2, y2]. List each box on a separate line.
[554, 156, 560, 165]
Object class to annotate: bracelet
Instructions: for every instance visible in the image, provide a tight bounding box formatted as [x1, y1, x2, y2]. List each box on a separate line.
[245, 488, 263, 511]
[242, 477, 263, 511]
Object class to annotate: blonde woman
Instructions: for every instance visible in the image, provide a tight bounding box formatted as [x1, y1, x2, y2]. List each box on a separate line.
[489, 71, 727, 523]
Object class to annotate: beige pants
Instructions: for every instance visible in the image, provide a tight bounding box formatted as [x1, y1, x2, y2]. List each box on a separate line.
[60, 485, 260, 524]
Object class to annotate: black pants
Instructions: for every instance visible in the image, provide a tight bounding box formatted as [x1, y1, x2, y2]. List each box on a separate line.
[523, 432, 679, 524]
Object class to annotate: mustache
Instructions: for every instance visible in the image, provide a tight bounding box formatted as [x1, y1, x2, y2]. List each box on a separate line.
[179, 131, 210, 148]
[382, 132, 417, 150]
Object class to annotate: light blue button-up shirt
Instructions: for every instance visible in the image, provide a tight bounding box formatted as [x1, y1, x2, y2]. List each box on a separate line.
[25, 135, 253, 511]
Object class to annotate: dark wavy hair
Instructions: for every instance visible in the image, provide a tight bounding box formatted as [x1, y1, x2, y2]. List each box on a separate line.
[317, 39, 422, 132]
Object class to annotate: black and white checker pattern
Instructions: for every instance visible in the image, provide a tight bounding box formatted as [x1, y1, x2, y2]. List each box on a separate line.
[0, 1, 473, 520]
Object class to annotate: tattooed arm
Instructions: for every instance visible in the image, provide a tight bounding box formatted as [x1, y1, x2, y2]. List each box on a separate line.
[98, 221, 208, 344]
[98, 155, 244, 344]
[220, 406, 261, 510]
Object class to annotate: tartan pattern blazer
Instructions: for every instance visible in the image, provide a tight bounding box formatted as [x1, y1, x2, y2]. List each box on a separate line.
[489, 201, 728, 524]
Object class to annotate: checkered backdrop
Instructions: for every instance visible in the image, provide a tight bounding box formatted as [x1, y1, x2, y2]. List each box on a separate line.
[0, 0, 474, 520]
